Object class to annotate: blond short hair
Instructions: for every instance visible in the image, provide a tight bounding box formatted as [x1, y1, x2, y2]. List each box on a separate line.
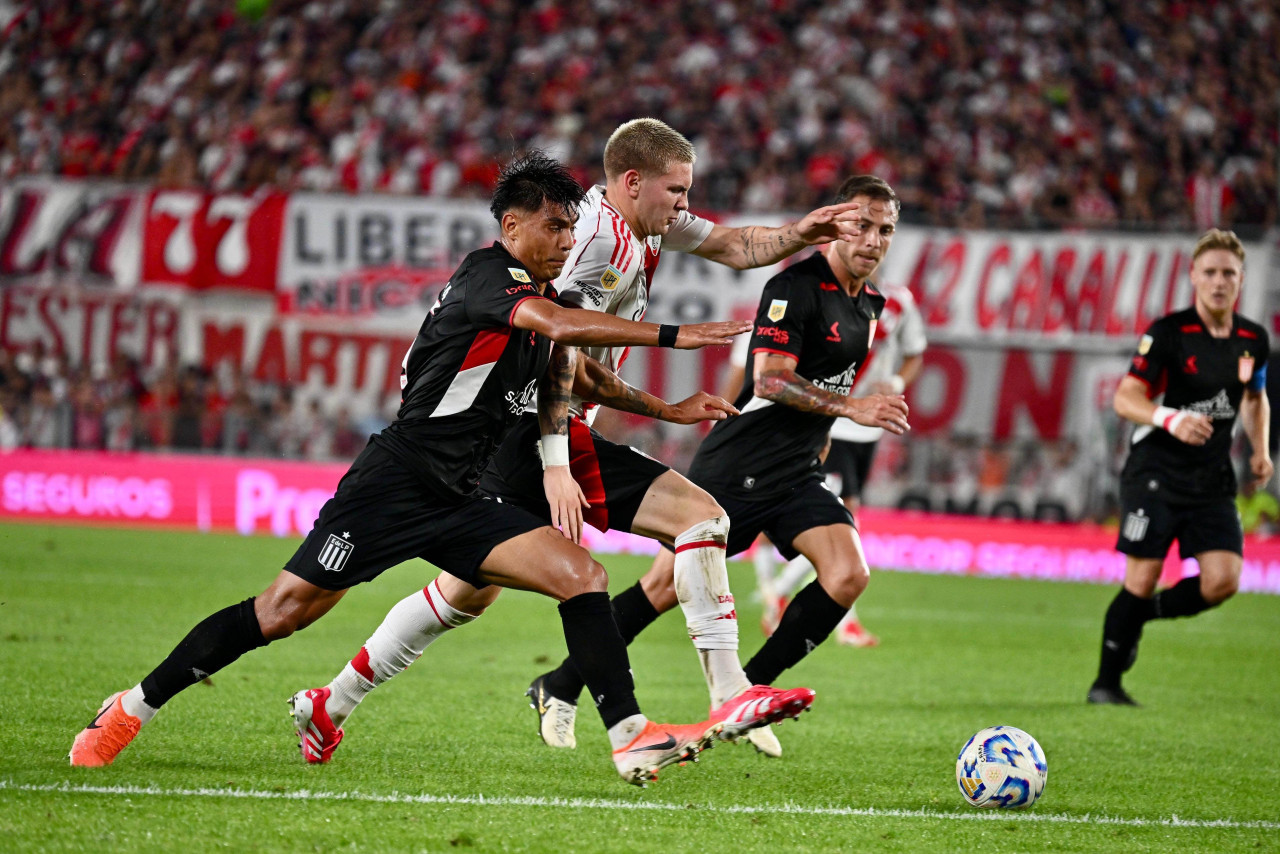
[603, 119, 696, 180]
[1192, 228, 1245, 264]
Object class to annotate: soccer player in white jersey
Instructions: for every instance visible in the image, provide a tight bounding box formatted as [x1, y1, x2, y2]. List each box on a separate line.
[764, 281, 926, 646]
[291, 118, 869, 762]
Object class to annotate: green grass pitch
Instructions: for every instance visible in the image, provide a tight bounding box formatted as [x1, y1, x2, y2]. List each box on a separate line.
[1, 522, 1278, 852]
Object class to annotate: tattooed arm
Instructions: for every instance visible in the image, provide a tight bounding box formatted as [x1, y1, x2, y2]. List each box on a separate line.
[753, 352, 910, 434]
[690, 201, 864, 270]
[538, 344, 588, 543]
[574, 355, 738, 425]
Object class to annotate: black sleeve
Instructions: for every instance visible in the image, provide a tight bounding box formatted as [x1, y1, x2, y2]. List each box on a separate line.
[465, 258, 548, 327]
[1126, 317, 1172, 396]
[748, 275, 813, 363]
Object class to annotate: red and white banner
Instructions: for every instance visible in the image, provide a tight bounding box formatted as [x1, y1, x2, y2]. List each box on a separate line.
[5, 449, 1278, 593]
[141, 189, 285, 292]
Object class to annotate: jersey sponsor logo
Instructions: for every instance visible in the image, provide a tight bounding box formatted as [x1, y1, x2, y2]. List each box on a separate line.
[1184, 355, 1197, 374]
[600, 265, 622, 290]
[505, 378, 538, 415]
[826, 321, 841, 342]
[578, 283, 605, 306]
[508, 267, 532, 283]
[812, 361, 860, 396]
[505, 284, 535, 295]
[1183, 389, 1235, 421]
[318, 532, 354, 572]
[756, 325, 790, 344]
[1240, 353, 1254, 383]
[1122, 510, 1149, 542]
[1137, 334, 1153, 355]
[768, 299, 788, 321]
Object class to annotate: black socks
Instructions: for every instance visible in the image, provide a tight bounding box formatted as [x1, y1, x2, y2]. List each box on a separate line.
[544, 582, 659, 704]
[140, 597, 268, 708]
[744, 579, 847, 686]
[557, 591, 641, 728]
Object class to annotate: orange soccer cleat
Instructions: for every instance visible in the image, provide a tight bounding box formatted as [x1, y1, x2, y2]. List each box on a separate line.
[70, 691, 142, 767]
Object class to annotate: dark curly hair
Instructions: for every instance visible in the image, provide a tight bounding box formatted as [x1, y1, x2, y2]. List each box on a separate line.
[489, 150, 586, 222]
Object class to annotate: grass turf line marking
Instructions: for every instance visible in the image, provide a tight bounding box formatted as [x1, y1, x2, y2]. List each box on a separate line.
[3, 781, 1277, 831]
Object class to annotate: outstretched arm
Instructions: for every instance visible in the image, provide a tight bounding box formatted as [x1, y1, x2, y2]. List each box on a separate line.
[513, 299, 751, 349]
[691, 201, 863, 270]
[574, 355, 739, 424]
[753, 352, 909, 434]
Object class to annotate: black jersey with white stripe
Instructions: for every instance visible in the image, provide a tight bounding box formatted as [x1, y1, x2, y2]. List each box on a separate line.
[373, 243, 555, 497]
[689, 252, 886, 499]
[1122, 306, 1270, 501]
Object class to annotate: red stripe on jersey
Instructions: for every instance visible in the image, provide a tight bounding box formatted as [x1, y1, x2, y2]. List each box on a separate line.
[675, 539, 726, 553]
[460, 329, 511, 371]
[568, 417, 610, 531]
[604, 207, 626, 269]
[1180, 324, 1202, 333]
[751, 346, 800, 362]
[507, 294, 549, 328]
[351, 647, 375, 682]
[1238, 328, 1258, 339]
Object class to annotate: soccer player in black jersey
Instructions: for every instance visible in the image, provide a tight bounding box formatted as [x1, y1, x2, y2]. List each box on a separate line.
[1088, 228, 1272, 706]
[530, 175, 911, 736]
[69, 152, 752, 786]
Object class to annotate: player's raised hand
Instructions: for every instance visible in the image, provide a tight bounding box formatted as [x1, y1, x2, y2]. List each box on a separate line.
[674, 320, 753, 349]
[847, 393, 910, 435]
[1169, 411, 1213, 446]
[543, 466, 589, 544]
[665, 391, 740, 424]
[793, 200, 863, 245]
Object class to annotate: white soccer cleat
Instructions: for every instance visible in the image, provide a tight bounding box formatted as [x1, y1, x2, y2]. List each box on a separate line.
[744, 724, 782, 758]
[526, 675, 577, 749]
[289, 687, 344, 764]
[611, 719, 723, 786]
[836, 619, 880, 648]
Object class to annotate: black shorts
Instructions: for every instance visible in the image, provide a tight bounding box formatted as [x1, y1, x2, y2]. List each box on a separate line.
[681, 476, 854, 560]
[479, 413, 669, 533]
[284, 442, 548, 590]
[822, 439, 877, 500]
[1116, 480, 1243, 559]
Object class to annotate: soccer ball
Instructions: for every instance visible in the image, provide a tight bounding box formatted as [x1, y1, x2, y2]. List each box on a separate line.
[955, 725, 1047, 809]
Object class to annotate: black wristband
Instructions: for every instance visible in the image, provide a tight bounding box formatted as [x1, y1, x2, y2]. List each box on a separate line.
[658, 324, 680, 348]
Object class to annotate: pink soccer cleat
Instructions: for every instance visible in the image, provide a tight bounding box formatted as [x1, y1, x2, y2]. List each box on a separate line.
[710, 684, 815, 741]
[289, 687, 345, 764]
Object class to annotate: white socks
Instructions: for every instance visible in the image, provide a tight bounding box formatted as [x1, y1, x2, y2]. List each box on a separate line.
[753, 541, 778, 600]
[607, 714, 649, 750]
[325, 578, 478, 727]
[674, 517, 752, 706]
[121, 685, 158, 724]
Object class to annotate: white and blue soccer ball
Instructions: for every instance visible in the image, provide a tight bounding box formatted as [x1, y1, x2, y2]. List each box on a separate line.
[956, 725, 1048, 809]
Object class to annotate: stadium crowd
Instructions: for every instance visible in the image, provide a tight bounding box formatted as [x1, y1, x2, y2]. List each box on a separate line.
[1, 0, 1276, 232]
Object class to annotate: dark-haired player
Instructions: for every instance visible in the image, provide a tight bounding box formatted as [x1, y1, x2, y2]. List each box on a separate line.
[69, 152, 751, 786]
[290, 118, 866, 762]
[1087, 228, 1272, 706]
[529, 175, 911, 755]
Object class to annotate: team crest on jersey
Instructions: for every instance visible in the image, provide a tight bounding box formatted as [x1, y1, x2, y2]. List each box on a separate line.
[600, 265, 622, 290]
[318, 533, 354, 573]
[508, 267, 532, 283]
[768, 299, 788, 321]
[1240, 352, 1254, 383]
[1137, 334, 1153, 355]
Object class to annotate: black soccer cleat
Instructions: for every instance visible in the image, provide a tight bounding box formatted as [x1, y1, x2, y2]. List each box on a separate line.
[1087, 684, 1141, 706]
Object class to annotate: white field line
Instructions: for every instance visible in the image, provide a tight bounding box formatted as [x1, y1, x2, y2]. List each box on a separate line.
[2, 780, 1277, 831]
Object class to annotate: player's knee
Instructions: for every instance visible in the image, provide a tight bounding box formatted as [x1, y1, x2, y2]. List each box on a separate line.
[823, 562, 869, 607]
[253, 595, 306, 641]
[557, 551, 609, 599]
[1202, 574, 1238, 604]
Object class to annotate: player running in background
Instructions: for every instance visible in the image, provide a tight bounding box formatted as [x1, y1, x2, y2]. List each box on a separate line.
[292, 118, 869, 763]
[529, 174, 910, 757]
[70, 152, 752, 787]
[763, 280, 926, 647]
[1088, 228, 1271, 706]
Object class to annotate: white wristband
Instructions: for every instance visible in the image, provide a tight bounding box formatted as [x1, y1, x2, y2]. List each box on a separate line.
[539, 434, 570, 469]
[887, 374, 906, 395]
[1151, 406, 1186, 433]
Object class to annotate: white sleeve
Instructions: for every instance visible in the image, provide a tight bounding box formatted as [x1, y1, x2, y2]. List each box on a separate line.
[555, 228, 624, 314]
[662, 210, 714, 253]
[897, 292, 928, 356]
